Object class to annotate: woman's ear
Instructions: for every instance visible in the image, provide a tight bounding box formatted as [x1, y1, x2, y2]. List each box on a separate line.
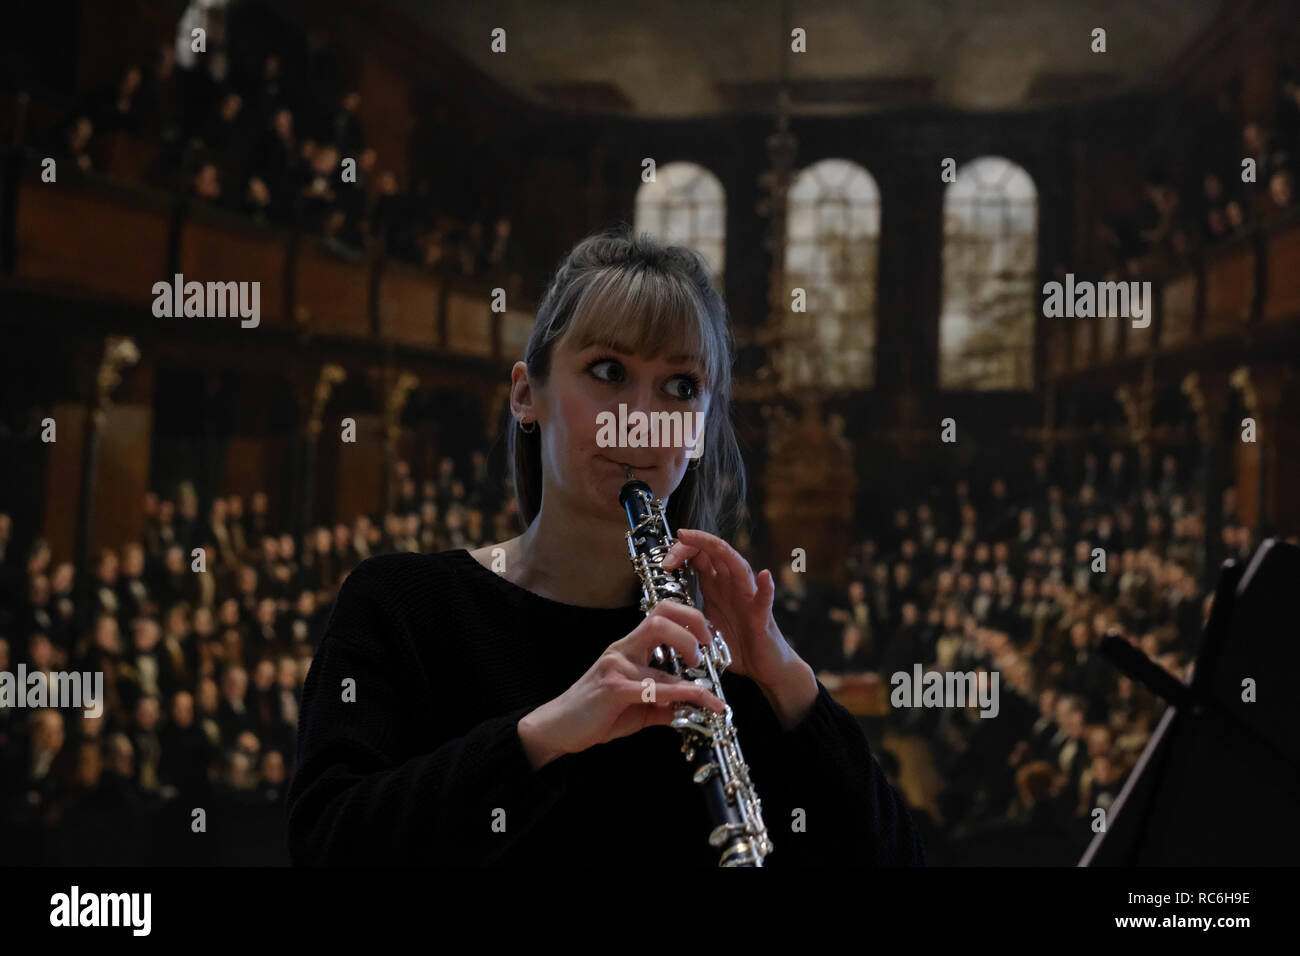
[510, 360, 535, 422]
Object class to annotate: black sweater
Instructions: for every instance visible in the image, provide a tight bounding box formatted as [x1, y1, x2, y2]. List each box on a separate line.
[285, 549, 926, 866]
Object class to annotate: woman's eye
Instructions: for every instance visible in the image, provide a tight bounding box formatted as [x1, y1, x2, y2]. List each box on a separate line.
[589, 358, 699, 400]
[667, 376, 699, 401]
[589, 359, 623, 383]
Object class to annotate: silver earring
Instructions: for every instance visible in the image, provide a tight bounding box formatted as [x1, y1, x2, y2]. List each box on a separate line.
[519, 418, 537, 433]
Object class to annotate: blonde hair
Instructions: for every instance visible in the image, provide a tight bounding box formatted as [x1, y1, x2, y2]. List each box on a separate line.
[508, 224, 746, 551]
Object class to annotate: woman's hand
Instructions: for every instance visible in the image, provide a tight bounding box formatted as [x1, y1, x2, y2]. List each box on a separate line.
[517, 601, 725, 770]
[661, 528, 817, 729]
[660, 528, 792, 685]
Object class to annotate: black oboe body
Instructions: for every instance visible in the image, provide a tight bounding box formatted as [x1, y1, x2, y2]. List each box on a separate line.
[619, 474, 772, 867]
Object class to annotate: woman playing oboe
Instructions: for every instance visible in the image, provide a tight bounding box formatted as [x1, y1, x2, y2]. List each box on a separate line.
[285, 226, 925, 866]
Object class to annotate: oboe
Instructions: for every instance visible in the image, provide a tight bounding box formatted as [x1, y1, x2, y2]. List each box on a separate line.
[619, 468, 772, 867]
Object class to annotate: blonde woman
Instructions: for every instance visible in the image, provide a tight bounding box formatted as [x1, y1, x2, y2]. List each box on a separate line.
[287, 226, 924, 867]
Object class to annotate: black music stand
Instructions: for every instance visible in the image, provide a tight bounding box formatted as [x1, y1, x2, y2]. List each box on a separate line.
[1081, 538, 1300, 865]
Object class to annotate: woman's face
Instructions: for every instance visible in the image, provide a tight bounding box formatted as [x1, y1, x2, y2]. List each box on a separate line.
[515, 335, 710, 519]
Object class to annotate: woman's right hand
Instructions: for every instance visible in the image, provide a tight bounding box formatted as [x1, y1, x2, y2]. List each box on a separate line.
[517, 601, 725, 770]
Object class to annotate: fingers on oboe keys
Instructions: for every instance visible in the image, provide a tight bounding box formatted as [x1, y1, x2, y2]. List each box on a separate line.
[624, 670, 724, 714]
[639, 602, 711, 658]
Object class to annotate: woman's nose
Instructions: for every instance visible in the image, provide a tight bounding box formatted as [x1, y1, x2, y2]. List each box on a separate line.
[608, 388, 660, 425]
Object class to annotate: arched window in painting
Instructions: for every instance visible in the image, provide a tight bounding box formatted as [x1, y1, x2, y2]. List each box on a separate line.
[780, 158, 880, 389]
[940, 157, 1037, 390]
[634, 161, 725, 290]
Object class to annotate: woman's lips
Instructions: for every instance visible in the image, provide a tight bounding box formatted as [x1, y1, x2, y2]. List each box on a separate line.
[600, 455, 655, 470]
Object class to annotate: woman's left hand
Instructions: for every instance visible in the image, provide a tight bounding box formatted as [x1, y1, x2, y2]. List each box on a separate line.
[661, 528, 805, 694]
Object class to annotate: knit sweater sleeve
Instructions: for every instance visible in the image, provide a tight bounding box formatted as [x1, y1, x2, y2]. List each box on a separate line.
[285, 557, 571, 865]
[725, 673, 927, 866]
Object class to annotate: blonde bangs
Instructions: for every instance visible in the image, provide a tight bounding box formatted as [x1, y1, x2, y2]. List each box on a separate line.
[560, 265, 726, 392]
